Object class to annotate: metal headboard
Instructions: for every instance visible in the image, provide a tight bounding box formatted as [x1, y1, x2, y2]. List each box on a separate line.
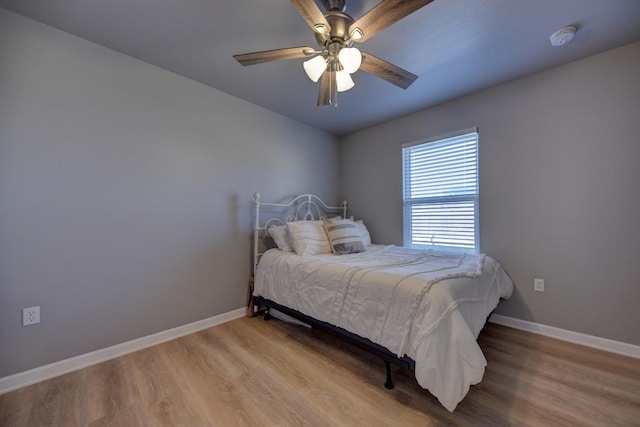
[252, 193, 348, 276]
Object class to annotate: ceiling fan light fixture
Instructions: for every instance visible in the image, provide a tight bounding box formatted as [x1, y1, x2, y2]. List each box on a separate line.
[336, 69, 355, 92]
[303, 55, 327, 82]
[338, 47, 362, 74]
[350, 27, 364, 41]
[314, 23, 328, 34]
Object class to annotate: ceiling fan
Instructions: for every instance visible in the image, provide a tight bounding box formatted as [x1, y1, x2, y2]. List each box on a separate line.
[234, 0, 434, 107]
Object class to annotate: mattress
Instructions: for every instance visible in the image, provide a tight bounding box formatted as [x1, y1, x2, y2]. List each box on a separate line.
[254, 245, 514, 411]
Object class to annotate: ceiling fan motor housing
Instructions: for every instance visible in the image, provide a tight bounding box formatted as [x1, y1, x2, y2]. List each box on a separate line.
[315, 12, 355, 48]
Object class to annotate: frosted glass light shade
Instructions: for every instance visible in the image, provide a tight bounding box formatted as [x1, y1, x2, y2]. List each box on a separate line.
[350, 28, 364, 41]
[338, 47, 362, 74]
[336, 69, 355, 92]
[303, 56, 326, 82]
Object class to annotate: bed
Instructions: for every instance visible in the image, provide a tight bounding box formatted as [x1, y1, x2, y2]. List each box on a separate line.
[250, 193, 514, 412]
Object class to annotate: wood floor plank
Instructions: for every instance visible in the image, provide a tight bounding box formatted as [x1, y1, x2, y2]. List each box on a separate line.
[57, 384, 89, 427]
[88, 403, 147, 427]
[163, 334, 257, 426]
[221, 320, 402, 426]
[200, 321, 373, 426]
[482, 332, 640, 402]
[85, 355, 140, 424]
[127, 345, 212, 427]
[28, 370, 86, 426]
[1, 318, 639, 426]
[0, 383, 36, 427]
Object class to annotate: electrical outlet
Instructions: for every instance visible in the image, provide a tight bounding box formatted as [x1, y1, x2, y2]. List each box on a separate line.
[534, 278, 545, 292]
[22, 306, 40, 326]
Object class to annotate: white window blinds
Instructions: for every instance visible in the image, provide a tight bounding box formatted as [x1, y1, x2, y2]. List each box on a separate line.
[402, 130, 479, 252]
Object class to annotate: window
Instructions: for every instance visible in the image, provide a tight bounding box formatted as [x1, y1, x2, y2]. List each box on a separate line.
[402, 129, 479, 253]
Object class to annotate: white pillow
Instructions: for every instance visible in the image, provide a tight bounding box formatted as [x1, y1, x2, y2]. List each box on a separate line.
[287, 221, 331, 256]
[323, 218, 365, 255]
[268, 225, 294, 252]
[354, 220, 372, 246]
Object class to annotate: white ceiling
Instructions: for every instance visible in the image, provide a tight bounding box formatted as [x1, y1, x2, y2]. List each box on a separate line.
[2, 0, 639, 136]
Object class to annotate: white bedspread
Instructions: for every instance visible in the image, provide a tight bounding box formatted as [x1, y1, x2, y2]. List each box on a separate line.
[254, 245, 513, 412]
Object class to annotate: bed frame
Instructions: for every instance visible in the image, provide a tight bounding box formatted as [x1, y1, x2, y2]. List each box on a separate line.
[250, 192, 415, 389]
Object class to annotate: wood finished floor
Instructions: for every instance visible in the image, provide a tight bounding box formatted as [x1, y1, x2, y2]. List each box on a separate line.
[1, 317, 639, 426]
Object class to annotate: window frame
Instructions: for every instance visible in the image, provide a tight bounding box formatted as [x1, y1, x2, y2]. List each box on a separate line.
[402, 128, 479, 253]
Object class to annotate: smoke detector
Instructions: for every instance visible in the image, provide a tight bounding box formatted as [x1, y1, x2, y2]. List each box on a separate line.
[550, 26, 577, 47]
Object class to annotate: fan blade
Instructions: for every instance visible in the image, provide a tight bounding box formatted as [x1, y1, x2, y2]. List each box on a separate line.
[349, 0, 434, 43]
[317, 71, 334, 106]
[290, 0, 332, 34]
[234, 46, 316, 66]
[360, 52, 417, 89]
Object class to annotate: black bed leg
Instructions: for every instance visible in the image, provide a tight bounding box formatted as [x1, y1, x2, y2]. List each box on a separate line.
[384, 360, 394, 389]
[263, 307, 272, 321]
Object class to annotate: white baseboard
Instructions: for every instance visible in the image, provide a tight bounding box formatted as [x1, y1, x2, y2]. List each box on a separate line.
[3, 310, 636, 395]
[0, 307, 246, 394]
[489, 314, 640, 359]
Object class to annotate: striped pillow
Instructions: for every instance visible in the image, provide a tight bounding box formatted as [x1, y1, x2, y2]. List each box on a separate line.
[287, 221, 331, 256]
[323, 219, 365, 255]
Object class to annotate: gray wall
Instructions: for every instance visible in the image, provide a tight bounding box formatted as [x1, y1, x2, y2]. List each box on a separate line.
[340, 42, 640, 346]
[0, 9, 339, 377]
